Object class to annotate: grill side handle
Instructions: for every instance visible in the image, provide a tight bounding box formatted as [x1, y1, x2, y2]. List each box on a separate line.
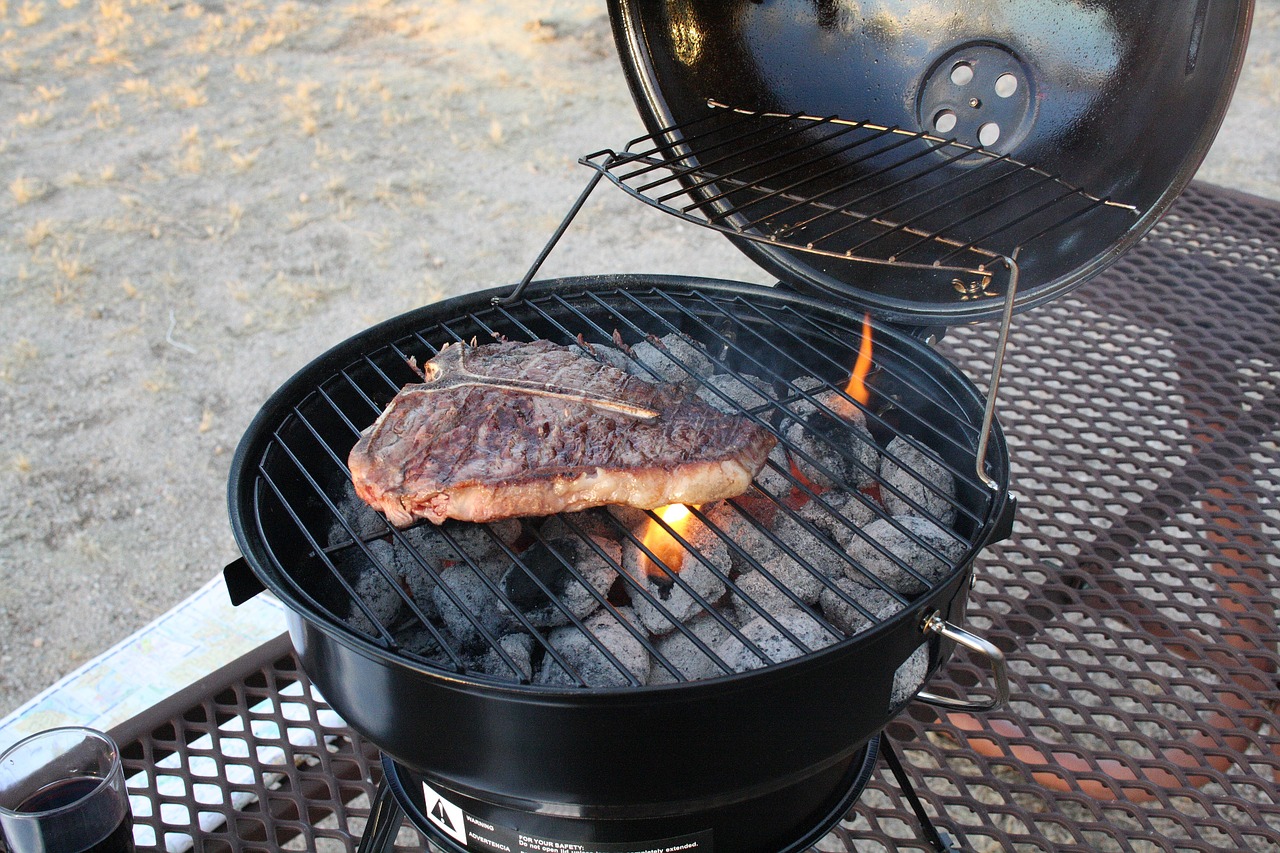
[224, 556, 267, 606]
[915, 612, 1010, 713]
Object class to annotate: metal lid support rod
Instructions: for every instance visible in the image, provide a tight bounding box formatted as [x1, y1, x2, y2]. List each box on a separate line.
[497, 170, 606, 306]
[975, 253, 1019, 490]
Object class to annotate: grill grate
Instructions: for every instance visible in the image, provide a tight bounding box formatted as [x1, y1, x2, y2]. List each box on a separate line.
[582, 102, 1139, 298]
[247, 284, 1000, 688]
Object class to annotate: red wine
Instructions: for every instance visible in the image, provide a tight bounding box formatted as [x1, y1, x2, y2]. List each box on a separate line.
[11, 778, 134, 853]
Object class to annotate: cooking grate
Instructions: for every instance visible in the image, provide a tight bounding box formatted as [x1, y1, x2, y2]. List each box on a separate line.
[582, 102, 1140, 299]
[244, 282, 1002, 688]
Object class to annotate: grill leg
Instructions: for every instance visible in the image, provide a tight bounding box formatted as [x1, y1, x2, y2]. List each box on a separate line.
[880, 735, 962, 852]
[357, 778, 404, 853]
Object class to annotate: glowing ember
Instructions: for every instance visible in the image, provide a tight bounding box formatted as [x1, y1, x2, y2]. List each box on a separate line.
[641, 503, 693, 576]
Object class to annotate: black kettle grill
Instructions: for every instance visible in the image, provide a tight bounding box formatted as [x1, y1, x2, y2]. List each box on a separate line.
[224, 2, 1252, 851]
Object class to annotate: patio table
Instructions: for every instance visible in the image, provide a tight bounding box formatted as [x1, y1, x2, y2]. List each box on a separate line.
[86, 181, 1280, 851]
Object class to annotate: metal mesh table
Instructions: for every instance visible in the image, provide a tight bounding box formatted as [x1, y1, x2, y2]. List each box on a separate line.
[110, 181, 1279, 852]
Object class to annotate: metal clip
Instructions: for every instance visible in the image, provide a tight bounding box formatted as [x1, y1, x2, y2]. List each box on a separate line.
[915, 611, 1009, 712]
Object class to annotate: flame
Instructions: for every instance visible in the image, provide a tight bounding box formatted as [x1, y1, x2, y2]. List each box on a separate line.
[832, 313, 873, 419]
[641, 503, 693, 577]
[845, 313, 874, 406]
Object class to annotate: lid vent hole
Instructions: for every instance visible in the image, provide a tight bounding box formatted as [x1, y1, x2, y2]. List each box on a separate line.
[995, 73, 1019, 98]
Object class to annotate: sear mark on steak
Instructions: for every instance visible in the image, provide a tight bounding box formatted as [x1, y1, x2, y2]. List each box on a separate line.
[349, 340, 778, 526]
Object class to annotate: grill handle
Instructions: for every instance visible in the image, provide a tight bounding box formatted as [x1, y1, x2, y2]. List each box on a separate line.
[915, 612, 1009, 712]
[224, 556, 267, 606]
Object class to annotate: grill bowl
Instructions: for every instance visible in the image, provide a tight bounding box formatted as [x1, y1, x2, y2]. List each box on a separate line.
[228, 274, 1010, 850]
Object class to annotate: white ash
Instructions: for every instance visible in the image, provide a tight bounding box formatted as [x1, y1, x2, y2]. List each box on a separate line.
[782, 391, 879, 489]
[567, 341, 633, 374]
[733, 569, 822, 622]
[479, 633, 535, 682]
[500, 535, 619, 628]
[879, 436, 958, 526]
[649, 611, 742, 684]
[844, 516, 966, 595]
[777, 375, 827, 402]
[699, 501, 780, 573]
[795, 489, 879, 550]
[891, 644, 930, 708]
[622, 534, 730, 635]
[770, 511, 854, 585]
[431, 565, 515, 646]
[626, 332, 718, 389]
[537, 607, 650, 688]
[714, 607, 838, 673]
[696, 372, 773, 414]
[819, 576, 904, 635]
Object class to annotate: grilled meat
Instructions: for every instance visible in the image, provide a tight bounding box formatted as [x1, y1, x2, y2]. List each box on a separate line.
[349, 340, 777, 525]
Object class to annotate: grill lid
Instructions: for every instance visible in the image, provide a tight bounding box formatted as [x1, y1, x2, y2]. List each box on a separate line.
[606, 0, 1251, 323]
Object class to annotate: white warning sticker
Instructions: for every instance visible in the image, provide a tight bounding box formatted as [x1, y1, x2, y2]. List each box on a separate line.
[415, 781, 712, 852]
[422, 780, 469, 846]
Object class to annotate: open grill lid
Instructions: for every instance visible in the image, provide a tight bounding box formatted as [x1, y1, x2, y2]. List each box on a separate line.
[605, 0, 1252, 323]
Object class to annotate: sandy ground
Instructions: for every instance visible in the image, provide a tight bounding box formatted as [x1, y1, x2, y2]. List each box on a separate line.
[1, 1, 1277, 716]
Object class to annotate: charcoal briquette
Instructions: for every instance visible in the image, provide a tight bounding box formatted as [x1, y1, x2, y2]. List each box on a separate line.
[567, 341, 633, 374]
[880, 436, 958, 525]
[627, 332, 715, 389]
[844, 516, 966, 595]
[795, 488, 878, 548]
[714, 607, 838, 673]
[819, 575, 904, 635]
[623, 532, 730, 635]
[350, 542, 408, 627]
[501, 535, 619, 628]
[431, 565, 514, 646]
[479, 633, 536, 681]
[891, 644, 930, 708]
[649, 611, 741, 684]
[536, 607, 650, 688]
[783, 391, 879, 489]
[753, 445, 796, 498]
[696, 372, 773, 414]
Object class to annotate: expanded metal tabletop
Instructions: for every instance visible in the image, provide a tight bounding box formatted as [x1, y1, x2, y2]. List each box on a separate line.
[110, 181, 1279, 852]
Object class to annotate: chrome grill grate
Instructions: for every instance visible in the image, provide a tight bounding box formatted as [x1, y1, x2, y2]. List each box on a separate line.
[245, 282, 1002, 687]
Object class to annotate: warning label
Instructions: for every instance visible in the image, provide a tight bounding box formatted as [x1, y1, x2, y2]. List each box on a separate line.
[422, 781, 468, 846]
[419, 783, 712, 853]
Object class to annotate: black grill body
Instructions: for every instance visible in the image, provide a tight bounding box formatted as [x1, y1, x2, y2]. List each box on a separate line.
[227, 275, 1009, 851]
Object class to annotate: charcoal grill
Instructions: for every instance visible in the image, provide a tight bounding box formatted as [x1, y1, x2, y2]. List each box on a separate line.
[223, 2, 1251, 851]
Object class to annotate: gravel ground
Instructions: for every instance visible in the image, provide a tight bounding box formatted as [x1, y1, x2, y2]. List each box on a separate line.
[1, 1, 1277, 716]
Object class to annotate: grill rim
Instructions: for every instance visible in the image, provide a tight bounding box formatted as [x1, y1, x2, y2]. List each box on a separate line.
[229, 273, 1010, 698]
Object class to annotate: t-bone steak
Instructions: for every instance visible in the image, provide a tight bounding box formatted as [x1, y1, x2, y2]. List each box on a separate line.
[349, 340, 778, 525]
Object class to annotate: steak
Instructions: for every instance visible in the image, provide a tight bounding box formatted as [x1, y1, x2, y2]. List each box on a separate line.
[349, 340, 778, 526]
